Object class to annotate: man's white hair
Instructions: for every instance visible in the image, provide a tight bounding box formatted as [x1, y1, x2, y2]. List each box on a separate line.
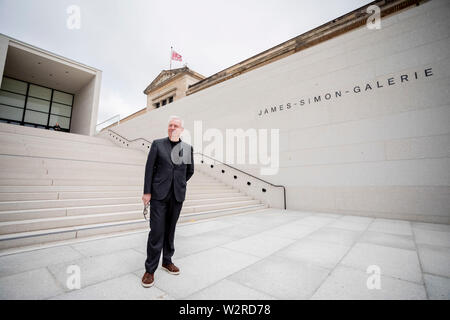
[168, 115, 184, 127]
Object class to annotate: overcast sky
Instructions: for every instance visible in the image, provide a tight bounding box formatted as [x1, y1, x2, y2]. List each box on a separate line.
[0, 0, 372, 124]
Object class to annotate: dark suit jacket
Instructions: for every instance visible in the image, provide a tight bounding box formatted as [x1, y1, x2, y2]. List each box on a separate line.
[143, 137, 194, 202]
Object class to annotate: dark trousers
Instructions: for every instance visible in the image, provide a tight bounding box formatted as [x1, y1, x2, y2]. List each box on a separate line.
[145, 183, 183, 274]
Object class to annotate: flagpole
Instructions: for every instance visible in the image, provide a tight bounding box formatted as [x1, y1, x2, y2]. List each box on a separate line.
[170, 46, 173, 70]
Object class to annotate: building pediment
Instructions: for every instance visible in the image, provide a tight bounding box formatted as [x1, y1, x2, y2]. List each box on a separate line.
[143, 66, 205, 94]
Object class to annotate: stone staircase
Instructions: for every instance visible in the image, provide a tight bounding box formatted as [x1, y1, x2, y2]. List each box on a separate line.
[0, 123, 267, 251]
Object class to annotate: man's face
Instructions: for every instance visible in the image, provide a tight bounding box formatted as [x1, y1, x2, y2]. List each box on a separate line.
[168, 119, 184, 141]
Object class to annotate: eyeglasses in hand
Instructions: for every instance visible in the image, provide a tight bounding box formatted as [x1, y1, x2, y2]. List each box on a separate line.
[143, 202, 150, 220]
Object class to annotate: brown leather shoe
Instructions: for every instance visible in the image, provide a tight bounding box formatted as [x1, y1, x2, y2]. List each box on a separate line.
[141, 272, 154, 288]
[162, 263, 180, 275]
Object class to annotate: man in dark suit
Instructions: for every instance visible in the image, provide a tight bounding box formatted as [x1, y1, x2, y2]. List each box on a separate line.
[141, 116, 194, 288]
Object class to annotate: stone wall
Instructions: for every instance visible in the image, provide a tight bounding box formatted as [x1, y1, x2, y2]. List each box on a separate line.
[104, 0, 450, 223]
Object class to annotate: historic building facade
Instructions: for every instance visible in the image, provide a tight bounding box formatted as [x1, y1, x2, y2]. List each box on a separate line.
[144, 66, 205, 111]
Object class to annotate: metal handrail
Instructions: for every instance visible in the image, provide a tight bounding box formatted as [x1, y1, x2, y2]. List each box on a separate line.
[107, 128, 152, 145]
[196, 153, 286, 209]
[106, 128, 287, 209]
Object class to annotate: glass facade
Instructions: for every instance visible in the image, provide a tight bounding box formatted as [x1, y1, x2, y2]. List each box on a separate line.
[0, 76, 74, 132]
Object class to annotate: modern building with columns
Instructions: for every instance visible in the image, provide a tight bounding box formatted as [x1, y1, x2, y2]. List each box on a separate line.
[0, 33, 102, 136]
[99, 0, 450, 224]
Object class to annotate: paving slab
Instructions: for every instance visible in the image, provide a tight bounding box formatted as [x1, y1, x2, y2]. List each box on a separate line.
[423, 273, 450, 300]
[47, 248, 146, 291]
[358, 231, 416, 250]
[339, 216, 374, 224]
[221, 233, 295, 258]
[49, 273, 173, 300]
[293, 216, 337, 228]
[0, 245, 83, 277]
[306, 227, 362, 247]
[413, 229, 450, 247]
[0, 209, 448, 300]
[0, 268, 64, 300]
[340, 243, 423, 284]
[327, 216, 373, 231]
[417, 244, 450, 278]
[368, 219, 413, 236]
[274, 238, 351, 269]
[134, 246, 261, 299]
[316, 213, 343, 219]
[258, 223, 320, 240]
[185, 279, 276, 300]
[70, 232, 148, 257]
[312, 265, 427, 300]
[149, 230, 237, 259]
[228, 255, 330, 299]
[221, 214, 294, 229]
[412, 222, 450, 233]
[214, 223, 272, 239]
[175, 220, 234, 237]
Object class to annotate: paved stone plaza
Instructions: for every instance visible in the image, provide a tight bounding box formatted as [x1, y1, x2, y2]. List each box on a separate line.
[0, 208, 449, 300]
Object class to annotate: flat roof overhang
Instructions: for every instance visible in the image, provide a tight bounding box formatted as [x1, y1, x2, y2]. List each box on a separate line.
[3, 39, 98, 94]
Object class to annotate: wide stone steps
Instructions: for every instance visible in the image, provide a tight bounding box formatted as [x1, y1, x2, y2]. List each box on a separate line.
[0, 123, 268, 251]
[0, 162, 145, 179]
[0, 177, 214, 186]
[0, 203, 268, 250]
[0, 189, 246, 212]
[0, 145, 146, 165]
[0, 182, 225, 192]
[0, 199, 262, 235]
[0, 139, 146, 165]
[0, 129, 145, 163]
[0, 195, 254, 221]
[0, 122, 115, 146]
[0, 131, 144, 156]
[0, 189, 243, 211]
[0, 153, 144, 168]
[0, 167, 144, 180]
[0, 186, 237, 201]
[0, 197, 141, 211]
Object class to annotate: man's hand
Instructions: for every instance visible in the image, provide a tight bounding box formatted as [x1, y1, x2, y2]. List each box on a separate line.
[142, 193, 151, 205]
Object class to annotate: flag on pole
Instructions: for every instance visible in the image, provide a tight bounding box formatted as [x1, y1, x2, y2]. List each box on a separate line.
[171, 50, 182, 62]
